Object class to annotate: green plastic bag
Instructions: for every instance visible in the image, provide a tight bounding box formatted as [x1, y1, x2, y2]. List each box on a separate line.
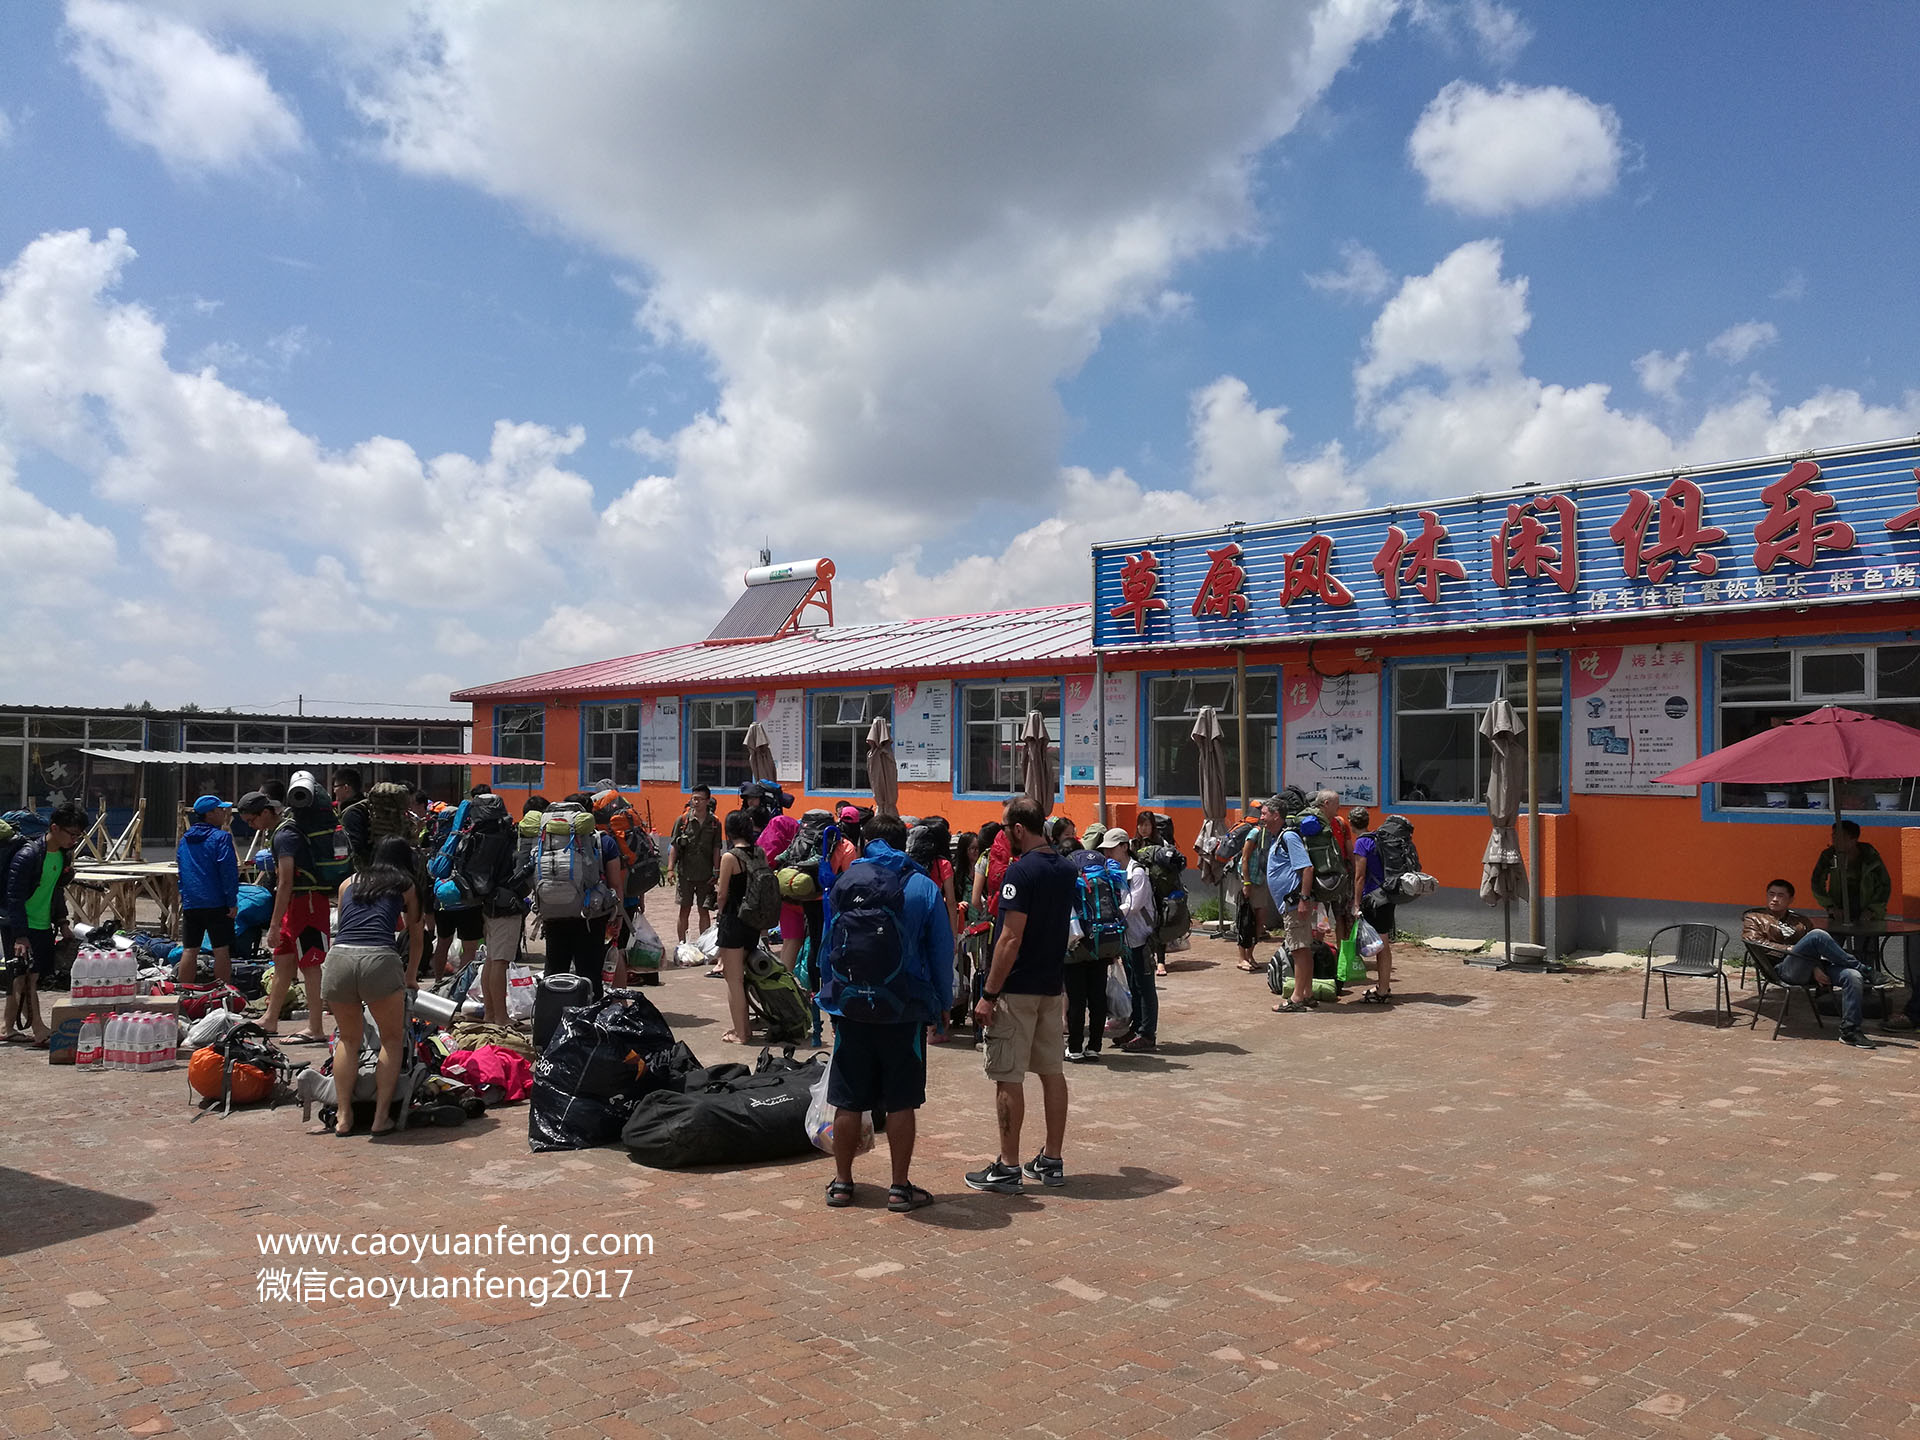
[1336, 929, 1367, 984]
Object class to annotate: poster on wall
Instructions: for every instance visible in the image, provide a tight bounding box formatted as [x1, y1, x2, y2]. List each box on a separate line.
[892, 679, 952, 783]
[1570, 644, 1697, 795]
[1282, 668, 1379, 806]
[1063, 671, 1137, 786]
[639, 696, 680, 782]
[755, 689, 806, 784]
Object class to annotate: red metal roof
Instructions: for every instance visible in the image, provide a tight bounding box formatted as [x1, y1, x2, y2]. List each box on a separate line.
[452, 604, 1094, 702]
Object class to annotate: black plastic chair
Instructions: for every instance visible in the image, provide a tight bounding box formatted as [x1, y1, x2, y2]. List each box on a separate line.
[1641, 924, 1732, 1026]
[1746, 942, 1824, 1039]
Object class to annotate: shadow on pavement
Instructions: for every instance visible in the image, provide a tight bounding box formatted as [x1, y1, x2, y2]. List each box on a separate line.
[1096, 1054, 1191, 1073]
[1054, 1165, 1182, 1202]
[0, 1168, 156, 1258]
[1153, 1040, 1249, 1057]
[902, 1194, 1044, 1230]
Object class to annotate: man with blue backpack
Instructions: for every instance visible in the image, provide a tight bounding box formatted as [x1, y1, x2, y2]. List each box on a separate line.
[817, 812, 953, 1213]
[1063, 824, 1127, 1061]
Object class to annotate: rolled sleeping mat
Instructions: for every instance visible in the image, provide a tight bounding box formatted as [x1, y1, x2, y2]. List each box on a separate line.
[533, 972, 596, 1053]
[411, 989, 459, 1028]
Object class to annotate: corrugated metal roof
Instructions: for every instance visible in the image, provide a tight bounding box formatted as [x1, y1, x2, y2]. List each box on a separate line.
[80, 749, 541, 766]
[453, 604, 1095, 702]
[705, 576, 819, 641]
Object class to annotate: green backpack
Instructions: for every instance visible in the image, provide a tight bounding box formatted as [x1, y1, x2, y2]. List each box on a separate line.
[1288, 813, 1350, 909]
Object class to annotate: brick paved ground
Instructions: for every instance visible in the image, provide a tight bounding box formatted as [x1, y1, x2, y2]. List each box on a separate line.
[3, 906, 1918, 1439]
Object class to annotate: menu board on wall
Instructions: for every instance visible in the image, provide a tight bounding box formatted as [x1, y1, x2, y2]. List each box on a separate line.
[755, 689, 806, 784]
[639, 696, 680, 782]
[892, 679, 952, 783]
[1282, 668, 1379, 806]
[1570, 644, 1697, 795]
[1063, 671, 1137, 786]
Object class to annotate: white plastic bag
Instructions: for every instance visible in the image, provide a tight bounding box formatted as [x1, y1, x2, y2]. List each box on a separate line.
[1105, 966, 1133, 1027]
[1357, 917, 1384, 959]
[627, 913, 666, 971]
[672, 942, 706, 968]
[505, 964, 536, 1022]
[805, 1056, 874, 1156]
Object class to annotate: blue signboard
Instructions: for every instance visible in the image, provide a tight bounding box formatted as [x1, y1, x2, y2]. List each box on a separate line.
[1091, 437, 1920, 650]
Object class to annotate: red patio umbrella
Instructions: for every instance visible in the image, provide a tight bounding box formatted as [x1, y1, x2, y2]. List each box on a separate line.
[1654, 706, 1920, 815]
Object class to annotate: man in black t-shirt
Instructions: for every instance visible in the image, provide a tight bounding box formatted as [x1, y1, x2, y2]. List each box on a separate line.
[965, 795, 1077, 1194]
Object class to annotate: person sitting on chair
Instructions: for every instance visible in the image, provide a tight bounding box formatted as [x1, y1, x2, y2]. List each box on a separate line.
[1742, 878, 1875, 1049]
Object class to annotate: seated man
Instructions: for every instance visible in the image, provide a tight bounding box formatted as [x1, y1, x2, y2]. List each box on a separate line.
[1742, 877, 1875, 1048]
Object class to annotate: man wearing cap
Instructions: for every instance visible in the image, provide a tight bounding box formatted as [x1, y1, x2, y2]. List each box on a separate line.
[177, 795, 240, 985]
[258, 771, 335, 1044]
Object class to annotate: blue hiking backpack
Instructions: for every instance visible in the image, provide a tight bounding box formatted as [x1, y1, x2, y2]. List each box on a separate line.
[426, 799, 470, 882]
[819, 859, 919, 1024]
[1074, 859, 1127, 960]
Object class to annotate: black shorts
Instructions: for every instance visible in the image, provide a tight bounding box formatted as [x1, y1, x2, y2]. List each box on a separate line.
[183, 906, 236, 951]
[826, 1019, 926, 1115]
[1361, 893, 1397, 939]
[714, 913, 759, 951]
[440, 907, 486, 942]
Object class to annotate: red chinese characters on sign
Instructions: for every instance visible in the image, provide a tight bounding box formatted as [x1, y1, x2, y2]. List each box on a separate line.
[1108, 549, 1168, 634]
[1888, 469, 1920, 534]
[1753, 460, 1856, 571]
[1609, 477, 1729, 583]
[1490, 494, 1578, 593]
[1372, 510, 1466, 605]
[1190, 542, 1250, 619]
[1280, 534, 1355, 608]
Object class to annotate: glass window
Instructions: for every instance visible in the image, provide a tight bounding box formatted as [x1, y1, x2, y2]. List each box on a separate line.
[238, 723, 286, 747]
[376, 726, 421, 750]
[583, 703, 640, 788]
[86, 717, 144, 743]
[286, 724, 364, 748]
[961, 683, 1061, 795]
[812, 690, 893, 791]
[1717, 644, 1920, 812]
[422, 726, 464, 750]
[0, 740, 25, 809]
[690, 697, 756, 790]
[494, 705, 545, 785]
[0, 715, 23, 737]
[1393, 660, 1564, 806]
[1147, 673, 1277, 800]
[184, 721, 237, 749]
[29, 716, 85, 741]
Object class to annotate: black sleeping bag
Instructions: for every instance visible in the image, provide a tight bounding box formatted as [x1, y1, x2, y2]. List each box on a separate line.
[527, 991, 681, 1153]
[622, 1053, 824, 1169]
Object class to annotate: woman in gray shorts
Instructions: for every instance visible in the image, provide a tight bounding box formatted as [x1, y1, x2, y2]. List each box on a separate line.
[322, 837, 425, 1136]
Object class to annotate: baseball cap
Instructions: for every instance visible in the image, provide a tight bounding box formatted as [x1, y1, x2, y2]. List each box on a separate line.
[838, 805, 861, 822]
[286, 769, 319, 804]
[1097, 830, 1130, 852]
[237, 791, 278, 815]
[1081, 821, 1107, 847]
[190, 794, 230, 817]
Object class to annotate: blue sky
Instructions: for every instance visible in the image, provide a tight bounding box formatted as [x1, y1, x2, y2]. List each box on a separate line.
[1, 1, 1915, 712]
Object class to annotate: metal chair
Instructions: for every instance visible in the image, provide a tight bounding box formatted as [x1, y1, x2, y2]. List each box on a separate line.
[1745, 942, 1824, 1039]
[1641, 924, 1733, 1026]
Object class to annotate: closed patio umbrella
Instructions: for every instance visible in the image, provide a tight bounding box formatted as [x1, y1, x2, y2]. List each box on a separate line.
[742, 721, 778, 783]
[1191, 706, 1230, 933]
[1480, 698, 1529, 964]
[1020, 710, 1053, 812]
[866, 715, 899, 819]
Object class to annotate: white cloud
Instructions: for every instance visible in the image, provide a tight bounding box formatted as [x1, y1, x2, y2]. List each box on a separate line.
[433, 620, 486, 658]
[1306, 242, 1393, 303]
[1706, 320, 1778, 364]
[1771, 270, 1807, 303]
[1354, 239, 1529, 406]
[1464, 1, 1532, 67]
[1634, 349, 1690, 404]
[63, 0, 303, 173]
[1409, 81, 1623, 216]
[0, 444, 117, 576]
[1190, 376, 1361, 513]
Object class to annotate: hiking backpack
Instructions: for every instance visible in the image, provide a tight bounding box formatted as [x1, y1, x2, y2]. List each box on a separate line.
[448, 794, 518, 907]
[777, 810, 831, 870]
[592, 789, 661, 893]
[742, 947, 811, 1042]
[731, 844, 785, 933]
[279, 806, 352, 894]
[983, 830, 1013, 918]
[1073, 859, 1127, 960]
[905, 817, 952, 870]
[819, 859, 920, 1024]
[1288, 812, 1351, 909]
[532, 805, 611, 919]
[1371, 815, 1437, 901]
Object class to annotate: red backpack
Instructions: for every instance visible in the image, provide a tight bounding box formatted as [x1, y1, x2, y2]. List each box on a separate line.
[983, 829, 1013, 919]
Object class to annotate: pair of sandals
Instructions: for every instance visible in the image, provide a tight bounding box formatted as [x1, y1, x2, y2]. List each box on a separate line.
[1358, 988, 1394, 1005]
[826, 1178, 932, 1212]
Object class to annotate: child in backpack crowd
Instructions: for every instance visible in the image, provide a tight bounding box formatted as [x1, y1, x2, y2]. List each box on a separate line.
[1348, 807, 1394, 1004]
[711, 808, 762, 1044]
[323, 837, 426, 1137]
[177, 794, 239, 986]
[5, 802, 87, 1047]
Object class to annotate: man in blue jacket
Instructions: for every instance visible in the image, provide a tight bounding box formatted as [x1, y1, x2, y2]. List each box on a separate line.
[816, 813, 953, 1212]
[177, 794, 241, 985]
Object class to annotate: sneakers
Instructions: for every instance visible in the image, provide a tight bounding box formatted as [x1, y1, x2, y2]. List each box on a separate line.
[1840, 1027, 1878, 1049]
[1063, 1047, 1085, 1062]
[1021, 1151, 1067, 1188]
[1119, 1033, 1157, 1052]
[963, 1159, 1025, 1194]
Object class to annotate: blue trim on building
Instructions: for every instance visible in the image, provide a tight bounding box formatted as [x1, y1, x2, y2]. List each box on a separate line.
[802, 683, 898, 797]
[950, 675, 1066, 803]
[1382, 650, 1572, 815]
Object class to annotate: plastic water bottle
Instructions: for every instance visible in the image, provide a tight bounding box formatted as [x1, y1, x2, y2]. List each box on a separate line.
[153, 1015, 177, 1070]
[113, 1013, 134, 1071]
[117, 954, 136, 998]
[101, 1014, 119, 1070]
[76, 1014, 103, 1071]
[139, 1014, 161, 1071]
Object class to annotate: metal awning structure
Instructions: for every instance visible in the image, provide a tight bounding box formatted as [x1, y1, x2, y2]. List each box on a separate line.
[78, 749, 546, 767]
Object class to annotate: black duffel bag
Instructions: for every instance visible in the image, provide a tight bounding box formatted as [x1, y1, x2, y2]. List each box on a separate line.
[622, 1052, 824, 1169]
[527, 991, 680, 1153]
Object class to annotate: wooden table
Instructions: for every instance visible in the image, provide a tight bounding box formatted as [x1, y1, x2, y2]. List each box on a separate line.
[70, 862, 181, 937]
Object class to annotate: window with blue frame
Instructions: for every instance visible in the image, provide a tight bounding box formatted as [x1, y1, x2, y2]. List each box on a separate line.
[582, 703, 639, 788]
[1393, 659, 1563, 805]
[1716, 642, 1920, 813]
[960, 682, 1060, 794]
[494, 705, 545, 785]
[1147, 674, 1276, 801]
[690, 697, 756, 790]
[811, 690, 892, 791]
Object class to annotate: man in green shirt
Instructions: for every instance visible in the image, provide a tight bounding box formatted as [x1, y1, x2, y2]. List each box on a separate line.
[669, 786, 723, 943]
[5, 802, 88, 1047]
